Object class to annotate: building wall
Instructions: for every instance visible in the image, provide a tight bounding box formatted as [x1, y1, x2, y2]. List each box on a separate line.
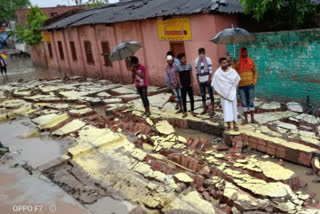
[16, 6, 82, 26]
[53, 30, 71, 72]
[227, 29, 320, 102]
[43, 31, 60, 70]
[37, 13, 238, 86]
[64, 27, 86, 76]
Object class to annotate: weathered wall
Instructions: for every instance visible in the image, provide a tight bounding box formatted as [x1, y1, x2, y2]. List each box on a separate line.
[30, 43, 47, 68]
[227, 29, 320, 102]
[36, 13, 238, 85]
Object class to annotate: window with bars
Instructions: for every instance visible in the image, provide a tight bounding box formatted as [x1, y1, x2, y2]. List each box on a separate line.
[47, 42, 53, 58]
[57, 41, 64, 60]
[84, 40, 94, 64]
[70, 41, 77, 61]
[101, 41, 112, 67]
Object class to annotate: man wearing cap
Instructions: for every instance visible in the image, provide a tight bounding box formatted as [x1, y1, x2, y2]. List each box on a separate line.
[166, 55, 183, 113]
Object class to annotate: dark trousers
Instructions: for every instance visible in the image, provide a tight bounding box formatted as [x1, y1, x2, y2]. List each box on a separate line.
[181, 85, 194, 112]
[137, 86, 149, 108]
[199, 82, 214, 103]
[0, 66, 6, 75]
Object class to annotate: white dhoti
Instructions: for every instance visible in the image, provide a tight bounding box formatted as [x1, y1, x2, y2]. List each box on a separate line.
[221, 98, 238, 122]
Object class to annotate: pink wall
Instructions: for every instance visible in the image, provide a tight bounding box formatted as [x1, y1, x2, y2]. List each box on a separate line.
[78, 25, 103, 78]
[37, 13, 238, 86]
[94, 24, 121, 82]
[64, 27, 86, 76]
[53, 30, 71, 73]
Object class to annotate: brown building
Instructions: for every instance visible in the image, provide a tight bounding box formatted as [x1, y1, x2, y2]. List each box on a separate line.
[15, 5, 83, 26]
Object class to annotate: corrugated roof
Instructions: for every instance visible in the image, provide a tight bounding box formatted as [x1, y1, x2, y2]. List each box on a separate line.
[42, 0, 243, 30]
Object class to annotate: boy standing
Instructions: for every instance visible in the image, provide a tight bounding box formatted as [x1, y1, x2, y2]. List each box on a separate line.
[211, 57, 241, 131]
[176, 53, 195, 118]
[130, 56, 151, 117]
[166, 55, 183, 113]
[195, 48, 215, 115]
[0, 55, 7, 77]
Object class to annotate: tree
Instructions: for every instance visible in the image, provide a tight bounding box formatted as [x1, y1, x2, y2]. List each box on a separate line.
[240, 0, 318, 29]
[15, 6, 48, 46]
[0, 0, 30, 23]
[72, 0, 108, 8]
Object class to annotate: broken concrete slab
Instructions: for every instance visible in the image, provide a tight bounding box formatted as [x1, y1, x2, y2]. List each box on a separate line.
[294, 114, 320, 125]
[52, 119, 86, 136]
[260, 102, 281, 110]
[287, 102, 304, 113]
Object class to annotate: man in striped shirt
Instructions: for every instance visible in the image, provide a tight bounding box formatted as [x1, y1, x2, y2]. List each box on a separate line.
[195, 48, 215, 115]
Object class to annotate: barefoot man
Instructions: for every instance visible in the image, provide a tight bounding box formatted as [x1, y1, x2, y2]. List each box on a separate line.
[211, 57, 241, 131]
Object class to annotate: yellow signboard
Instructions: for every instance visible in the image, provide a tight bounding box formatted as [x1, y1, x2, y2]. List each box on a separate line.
[157, 18, 192, 41]
[41, 31, 52, 42]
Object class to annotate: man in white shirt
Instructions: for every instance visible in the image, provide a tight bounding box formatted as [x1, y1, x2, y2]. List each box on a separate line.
[195, 48, 215, 115]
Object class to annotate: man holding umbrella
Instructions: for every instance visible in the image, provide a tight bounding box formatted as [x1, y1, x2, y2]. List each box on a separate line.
[130, 56, 151, 117]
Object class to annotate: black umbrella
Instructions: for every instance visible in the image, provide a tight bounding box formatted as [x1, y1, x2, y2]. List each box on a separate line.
[109, 41, 142, 62]
[210, 27, 254, 56]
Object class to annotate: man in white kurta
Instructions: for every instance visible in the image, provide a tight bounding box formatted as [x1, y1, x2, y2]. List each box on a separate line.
[211, 57, 241, 131]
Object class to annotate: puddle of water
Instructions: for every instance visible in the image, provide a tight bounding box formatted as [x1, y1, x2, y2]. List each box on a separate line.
[175, 128, 223, 145]
[0, 119, 75, 169]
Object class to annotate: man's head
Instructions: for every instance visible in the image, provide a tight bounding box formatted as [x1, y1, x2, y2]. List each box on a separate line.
[130, 56, 139, 68]
[177, 53, 186, 64]
[198, 48, 205, 55]
[241, 47, 248, 58]
[167, 51, 175, 57]
[166, 55, 174, 66]
[226, 56, 232, 66]
[219, 57, 228, 70]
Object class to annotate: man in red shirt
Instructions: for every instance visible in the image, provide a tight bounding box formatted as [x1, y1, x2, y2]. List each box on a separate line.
[130, 56, 151, 117]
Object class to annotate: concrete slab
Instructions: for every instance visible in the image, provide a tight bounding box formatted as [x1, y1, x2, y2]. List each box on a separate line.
[254, 111, 298, 124]
[86, 197, 135, 214]
[260, 102, 281, 110]
[294, 114, 320, 125]
[0, 168, 90, 214]
[287, 102, 304, 113]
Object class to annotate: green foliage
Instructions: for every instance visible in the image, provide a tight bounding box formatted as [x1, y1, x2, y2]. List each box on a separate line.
[0, 0, 30, 22]
[86, 0, 109, 9]
[15, 6, 48, 46]
[240, 0, 318, 29]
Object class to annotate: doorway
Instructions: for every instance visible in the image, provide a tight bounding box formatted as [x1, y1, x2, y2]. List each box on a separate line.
[170, 41, 185, 57]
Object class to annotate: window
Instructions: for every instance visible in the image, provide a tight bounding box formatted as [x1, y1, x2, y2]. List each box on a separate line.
[84, 41, 94, 64]
[57, 41, 64, 60]
[70, 41, 77, 61]
[47, 42, 53, 58]
[101, 41, 112, 67]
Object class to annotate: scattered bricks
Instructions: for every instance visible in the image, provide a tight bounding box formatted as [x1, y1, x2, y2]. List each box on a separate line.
[199, 137, 207, 145]
[187, 157, 199, 171]
[202, 191, 211, 201]
[194, 175, 204, 189]
[223, 134, 232, 147]
[288, 176, 301, 191]
[257, 145, 266, 153]
[190, 138, 200, 149]
[311, 157, 320, 174]
[181, 156, 190, 168]
[151, 160, 162, 171]
[162, 164, 172, 174]
[216, 145, 230, 151]
[297, 152, 312, 166]
[187, 137, 193, 146]
[240, 134, 248, 143]
[266, 147, 276, 156]
[307, 191, 316, 199]
[168, 153, 181, 164]
[175, 183, 187, 193]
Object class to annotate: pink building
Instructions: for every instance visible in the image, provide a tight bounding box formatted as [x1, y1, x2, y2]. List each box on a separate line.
[36, 0, 242, 87]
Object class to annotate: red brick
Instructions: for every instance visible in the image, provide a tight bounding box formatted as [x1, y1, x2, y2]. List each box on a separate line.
[202, 191, 211, 201]
[248, 141, 257, 149]
[275, 150, 286, 159]
[248, 136, 259, 144]
[276, 161, 284, 166]
[162, 164, 172, 174]
[181, 156, 190, 168]
[267, 142, 277, 150]
[182, 119, 188, 129]
[151, 161, 162, 171]
[257, 139, 267, 146]
[199, 137, 207, 144]
[216, 145, 230, 151]
[190, 139, 200, 149]
[297, 152, 312, 166]
[266, 147, 276, 156]
[299, 179, 308, 189]
[168, 153, 181, 164]
[194, 175, 204, 189]
[188, 157, 199, 171]
[257, 145, 266, 153]
[277, 145, 287, 153]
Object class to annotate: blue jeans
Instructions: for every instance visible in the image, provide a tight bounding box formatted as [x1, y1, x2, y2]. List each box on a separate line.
[172, 87, 182, 104]
[238, 85, 255, 112]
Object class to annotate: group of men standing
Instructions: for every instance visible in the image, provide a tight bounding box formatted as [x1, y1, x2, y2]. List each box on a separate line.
[130, 47, 259, 131]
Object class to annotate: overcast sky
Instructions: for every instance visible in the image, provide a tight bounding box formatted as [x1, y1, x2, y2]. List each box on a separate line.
[30, 0, 119, 7]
